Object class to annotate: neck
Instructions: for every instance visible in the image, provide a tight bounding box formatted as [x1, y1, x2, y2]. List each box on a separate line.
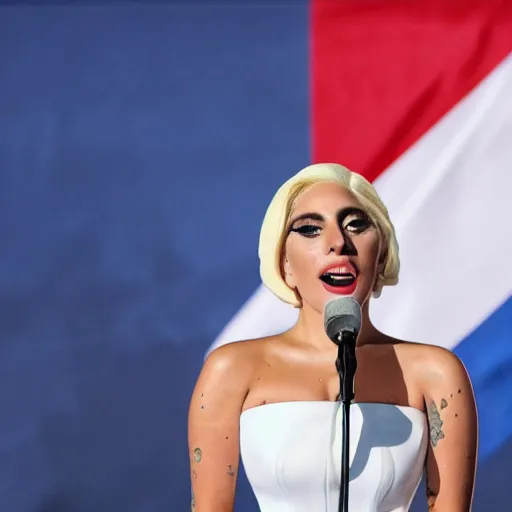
[290, 299, 380, 350]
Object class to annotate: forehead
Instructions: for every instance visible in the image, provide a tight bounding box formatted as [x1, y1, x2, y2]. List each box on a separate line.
[291, 181, 361, 215]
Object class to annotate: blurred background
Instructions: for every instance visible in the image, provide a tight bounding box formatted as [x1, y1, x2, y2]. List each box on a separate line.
[0, 1, 510, 511]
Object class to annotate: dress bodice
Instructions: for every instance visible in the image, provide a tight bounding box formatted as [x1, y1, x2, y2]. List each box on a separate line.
[240, 401, 428, 512]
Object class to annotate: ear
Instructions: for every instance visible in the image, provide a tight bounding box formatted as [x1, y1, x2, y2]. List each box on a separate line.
[375, 259, 385, 286]
[283, 257, 297, 289]
[378, 240, 388, 265]
[373, 248, 386, 293]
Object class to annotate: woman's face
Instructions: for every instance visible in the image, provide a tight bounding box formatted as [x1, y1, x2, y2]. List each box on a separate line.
[283, 181, 383, 313]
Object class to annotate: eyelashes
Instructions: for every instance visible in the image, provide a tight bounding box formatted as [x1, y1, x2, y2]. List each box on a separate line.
[290, 225, 321, 237]
[343, 216, 372, 233]
[288, 209, 373, 238]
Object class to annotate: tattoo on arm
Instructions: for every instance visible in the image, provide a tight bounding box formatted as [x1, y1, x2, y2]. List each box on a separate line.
[428, 399, 446, 447]
[193, 447, 202, 463]
[191, 490, 196, 510]
[426, 485, 436, 511]
[226, 464, 235, 477]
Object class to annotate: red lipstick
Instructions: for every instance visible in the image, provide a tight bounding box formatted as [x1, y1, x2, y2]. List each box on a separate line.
[319, 260, 358, 296]
[320, 278, 357, 295]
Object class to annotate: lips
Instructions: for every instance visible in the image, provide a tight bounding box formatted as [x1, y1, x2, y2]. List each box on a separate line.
[319, 261, 358, 295]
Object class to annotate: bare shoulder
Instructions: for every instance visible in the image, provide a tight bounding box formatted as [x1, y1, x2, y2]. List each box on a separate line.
[397, 342, 470, 381]
[394, 341, 474, 407]
[201, 337, 272, 376]
[190, 336, 276, 404]
[202, 339, 256, 375]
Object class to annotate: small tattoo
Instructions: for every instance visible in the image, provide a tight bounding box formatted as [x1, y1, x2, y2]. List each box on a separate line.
[193, 447, 202, 463]
[426, 485, 436, 510]
[440, 398, 448, 409]
[428, 400, 445, 447]
[226, 464, 235, 476]
[191, 490, 196, 509]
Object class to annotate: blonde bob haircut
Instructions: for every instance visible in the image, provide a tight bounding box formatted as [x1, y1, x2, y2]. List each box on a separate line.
[258, 163, 400, 307]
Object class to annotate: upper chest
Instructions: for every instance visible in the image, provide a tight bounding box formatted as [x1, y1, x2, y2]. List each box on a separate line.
[244, 343, 425, 412]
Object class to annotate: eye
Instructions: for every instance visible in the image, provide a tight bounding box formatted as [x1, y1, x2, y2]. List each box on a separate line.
[342, 213, 373, 234]
[290, 224, 321, 237]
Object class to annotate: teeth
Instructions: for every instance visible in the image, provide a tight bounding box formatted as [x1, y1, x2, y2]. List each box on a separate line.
[323, 265, 357, 276]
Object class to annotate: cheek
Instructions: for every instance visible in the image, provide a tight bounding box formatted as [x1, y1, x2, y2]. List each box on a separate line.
[355, 232, 382, 271]
[285, 239, 321, 277]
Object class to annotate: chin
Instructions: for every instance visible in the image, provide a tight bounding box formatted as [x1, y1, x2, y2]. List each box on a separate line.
[321, 283, 369, 308]
[300, 282, 372, 313]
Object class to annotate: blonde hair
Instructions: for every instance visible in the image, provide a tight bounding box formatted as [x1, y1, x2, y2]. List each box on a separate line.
[258, 163, 400, 307]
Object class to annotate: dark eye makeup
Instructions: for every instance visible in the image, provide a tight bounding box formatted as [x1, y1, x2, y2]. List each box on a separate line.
[340, 208, 373, 234]
[289, 224, 321, 237]
[288, 207, 373, 237]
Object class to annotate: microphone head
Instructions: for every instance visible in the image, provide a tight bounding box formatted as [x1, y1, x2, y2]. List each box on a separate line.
[324, 297, 362, 343]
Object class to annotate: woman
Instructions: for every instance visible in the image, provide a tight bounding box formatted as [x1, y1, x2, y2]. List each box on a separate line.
[188, 163, 478, 511]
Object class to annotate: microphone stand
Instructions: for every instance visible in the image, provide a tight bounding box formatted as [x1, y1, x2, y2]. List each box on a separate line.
[335, 330, 357, 512]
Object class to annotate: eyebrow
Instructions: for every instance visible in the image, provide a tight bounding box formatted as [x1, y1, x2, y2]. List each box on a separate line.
[288, 212, 325, 227]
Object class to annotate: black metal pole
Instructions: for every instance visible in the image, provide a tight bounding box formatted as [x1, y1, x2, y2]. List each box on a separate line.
[336, 332, 357, 512]
[339, 400, 351, 512]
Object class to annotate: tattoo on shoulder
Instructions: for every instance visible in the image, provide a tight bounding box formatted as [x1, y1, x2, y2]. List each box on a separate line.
[428, 399, 445, 447]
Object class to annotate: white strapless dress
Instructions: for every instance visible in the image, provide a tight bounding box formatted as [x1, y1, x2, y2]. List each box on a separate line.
[240, 401, 428, 512]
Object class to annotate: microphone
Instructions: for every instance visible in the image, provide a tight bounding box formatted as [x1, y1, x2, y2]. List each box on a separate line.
[324, 297, 361, 403]
[323, 297, 362, 512]
[324, 296, 362, 344]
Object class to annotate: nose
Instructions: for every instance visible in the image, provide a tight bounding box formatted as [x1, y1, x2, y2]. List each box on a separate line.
[325, 224, 345, 255]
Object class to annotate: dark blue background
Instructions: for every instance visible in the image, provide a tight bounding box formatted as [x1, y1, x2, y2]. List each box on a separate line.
[0, 3, 509, 511]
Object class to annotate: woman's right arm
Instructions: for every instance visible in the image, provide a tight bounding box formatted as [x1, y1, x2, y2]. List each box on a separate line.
[188, 342, 253, 512]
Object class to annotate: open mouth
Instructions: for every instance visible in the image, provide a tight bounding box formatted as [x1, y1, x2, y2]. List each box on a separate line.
[318, 263, 358, 295]
[319, 272, 356, 288]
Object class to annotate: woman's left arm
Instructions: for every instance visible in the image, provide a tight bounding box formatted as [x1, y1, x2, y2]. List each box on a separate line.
[421, 346, 478, 511]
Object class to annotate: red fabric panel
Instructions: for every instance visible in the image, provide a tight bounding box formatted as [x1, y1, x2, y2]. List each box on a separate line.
[311, 0, 512, 182]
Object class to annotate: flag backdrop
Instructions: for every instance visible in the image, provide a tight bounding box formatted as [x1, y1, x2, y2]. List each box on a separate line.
[0, 2, 510, 511]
